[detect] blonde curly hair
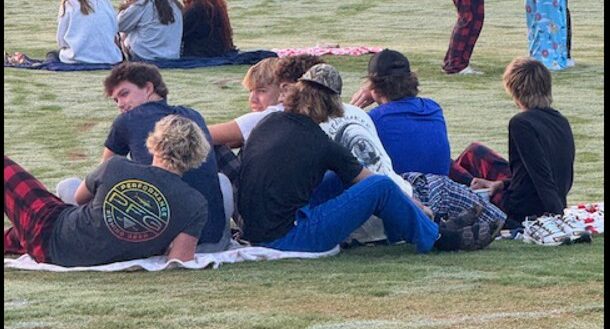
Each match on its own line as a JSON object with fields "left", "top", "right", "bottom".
{"left": 146, "top": 115, "right": 210, "bottom": 173}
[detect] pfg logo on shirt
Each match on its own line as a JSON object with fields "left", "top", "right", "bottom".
{"left": 103, "top": 179, "right": 171, "bottom": 242}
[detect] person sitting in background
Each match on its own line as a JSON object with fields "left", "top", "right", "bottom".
{"left": 351, "top": 49, "right": 452, "bottom": 176}
{"left": 4, "top": 115, "right": 210, "bottom": 267}
{"left": 53, "top": 0, "right": 123, "bottom": 64}
{"left": 450, "top": 57, "right": 575, "bottom": 233}
{"left": 118, "top": 0, "right": 183, "bottom": 60}
{"left": 181, "top": 0, "right": 237, "bottom": 57}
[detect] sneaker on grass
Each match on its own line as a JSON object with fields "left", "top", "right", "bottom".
{"left": 523, "top": 216, "right": 570, "bottom": 246}
{"left": 457, "top": 65, "right": 484, "bottom": 75}
{"left": 556, "top": 214, "right": 592, "bottom": 243}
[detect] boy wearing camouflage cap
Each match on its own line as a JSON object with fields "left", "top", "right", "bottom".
{"left": 237, "top": 64, "right": 469, "bottom": 253}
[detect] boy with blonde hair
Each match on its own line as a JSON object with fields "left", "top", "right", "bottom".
{"left": 4, "top": 115, "right": 211, "bottom": 266}
{"left": 241, "top": 57, "right": 281, "bottom": 112}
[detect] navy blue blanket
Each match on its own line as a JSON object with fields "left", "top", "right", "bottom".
{"left": 4, "top": 50, "right": 277, "bottom": 71}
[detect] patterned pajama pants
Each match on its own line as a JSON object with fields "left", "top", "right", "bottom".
{"left": 448, "top": 142, "right": 512, "bottom": 211}
{"left": 4, "top": 156, "right": 69, "bottom": 263}
{"left": 442, "top": 0, "right": 485, "bottom": 73}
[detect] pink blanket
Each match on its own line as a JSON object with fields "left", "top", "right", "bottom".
{"left": 272, "top": 46, "right": 383, "bottom": 58}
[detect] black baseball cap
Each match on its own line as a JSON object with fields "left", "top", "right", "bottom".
{"left": 368, "top": 49, "right": 411, "bottom": 77}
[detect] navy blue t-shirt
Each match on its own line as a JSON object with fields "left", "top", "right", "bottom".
{"left": 104, "top": 100, "right": 225, "bottom": 244}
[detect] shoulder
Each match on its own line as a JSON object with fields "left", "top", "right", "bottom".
{"left": 419, "top": 96, "right": 442, "bottom": 106}
{"left": 176, "top": 105, "right": 204, "bottom": 119}
{"left": 508, "top": 111, "right": 534, "bottom": 131}
{"left": 101, "top": 156, "right": 132, "bottom": 173}
{"left": 342, "top": 103, "right": 368, "bottom": 118}
{"left": 60, "top": 0, "right": 80, "bottom": 13}
{"left": 240, "top": 108, "right": 282, "bottom": 123}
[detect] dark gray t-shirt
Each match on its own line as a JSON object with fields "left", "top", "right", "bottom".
{"left": 49, "top": 157, "right": 207, "bottom": 267}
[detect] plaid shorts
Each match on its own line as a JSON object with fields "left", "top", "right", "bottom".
{"left": 403, "top": 172, "right": 506, "bottom": 225}
{"left": 4, "top": 156, "right": 70, "bottom": 263}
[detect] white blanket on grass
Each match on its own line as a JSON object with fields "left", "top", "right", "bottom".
{"left": 3, "top": 242, "right": 340, "bottom": 272}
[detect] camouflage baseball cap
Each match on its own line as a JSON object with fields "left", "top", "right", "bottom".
{"left": 299, "top": 63, "right": 342, "bottom": 95}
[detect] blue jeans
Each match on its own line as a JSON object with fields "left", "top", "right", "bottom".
{"left": 261, "top": 175, "right": 439, "bottom": 253}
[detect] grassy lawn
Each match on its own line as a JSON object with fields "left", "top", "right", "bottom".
{"left": 4, "top": 0, "right": 604, "bottom": 328}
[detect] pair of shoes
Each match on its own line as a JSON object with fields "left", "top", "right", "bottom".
{"left": 457, "top": 65, "right": 484, "bottom": 75}
{"left": 566, "top": 58, "right": 576, "bottom": 68}
{"left": 522, "top": 215, "right": 570, "bottom": 246}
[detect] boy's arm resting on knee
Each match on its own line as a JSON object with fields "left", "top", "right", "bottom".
{"left": 166, "top": 233, "right": 198, "bottom": 262}
{"left": 74, "top": 180, "right": 94, "bottom": 205}
{"left": 351, "top": 168, "right": 373, "bottom": 184}
{"left": 208, "top": 121, "right": 244, "bottom": 148}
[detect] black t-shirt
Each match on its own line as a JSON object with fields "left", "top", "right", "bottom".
{"left": 503, "top": 107, "right": 575, "bottom": 220}
{"left": 238, "top": 112, "right": 363, "bottom": 243}
{"left": 49, "top": 157, "right": 207, "bottom": 267}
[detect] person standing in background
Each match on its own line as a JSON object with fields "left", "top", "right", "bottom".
{"left": 442, "top": 0, "right": 485, "bottom": 75}
{"left": 525, "top": 0, "right": 573, "bottom": 70}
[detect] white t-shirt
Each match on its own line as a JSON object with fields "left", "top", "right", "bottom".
{"left": 235, "top": 104, "right": 284, "bottom": 142}
{"left": 57, "top": 0, "right": 123, "bottom": 64}
{"left": 320, "top": 104, "right": 414, "bottom": 197}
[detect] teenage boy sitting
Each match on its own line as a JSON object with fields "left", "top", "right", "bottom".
{"left": 57, "top": 62, "right": 230, "bottom": 252}
{"left": 450, "top": 57, "right": 577, "bottom": 238}
{"left": 4, "top": 115, "right": 211, "bottom": 266}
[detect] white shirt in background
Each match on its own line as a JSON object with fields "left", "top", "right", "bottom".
{"left": 57, "top": 0, "right": 123, "bottom": 64}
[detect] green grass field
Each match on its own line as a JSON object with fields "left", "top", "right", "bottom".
{"left": 4, "top": 1, "right": 604, "bottom": 328}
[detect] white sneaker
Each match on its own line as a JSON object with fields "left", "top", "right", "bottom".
{"left": 566, "top": 59, "right": 575, "bottom": 68}
{"left": 457, "top": 65, "right": 484, "bottom": 75}
{"left": 523, "top": 216, "right": 570, "bottom": 246}
{"left": 556, "top": 214, "right": 592, "bottom": 242}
